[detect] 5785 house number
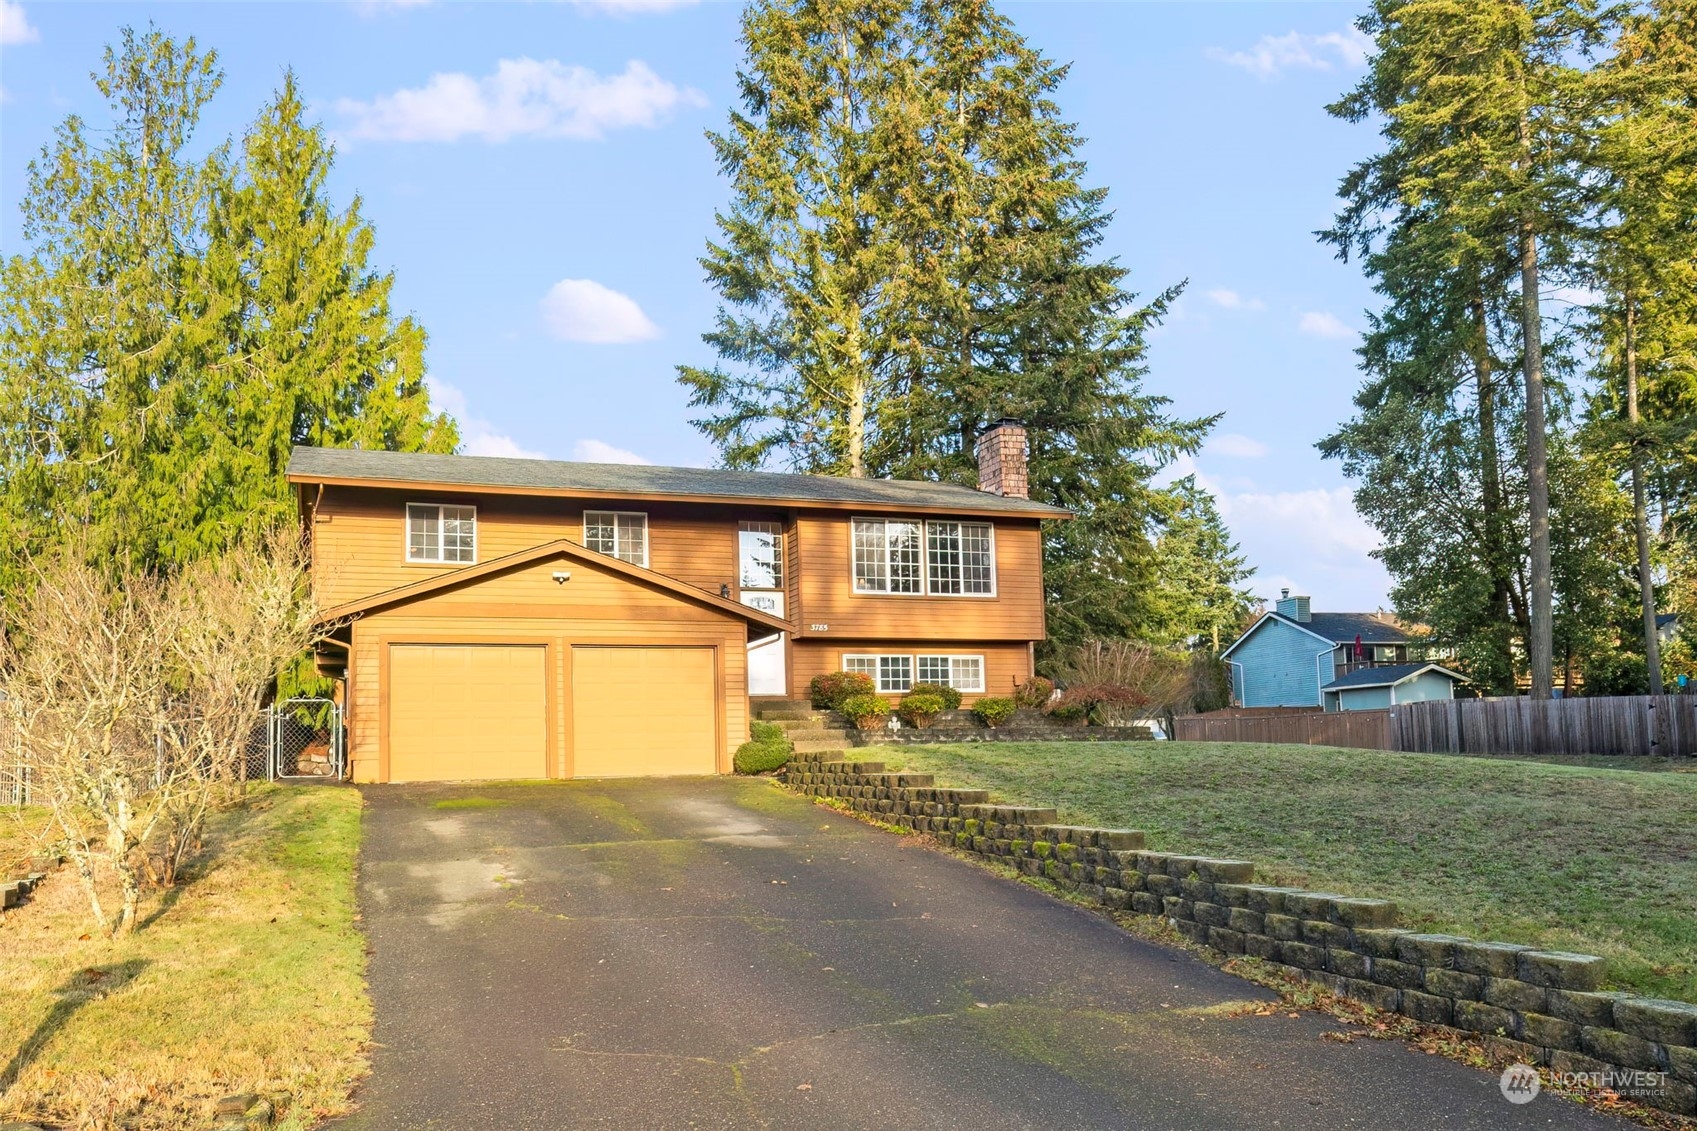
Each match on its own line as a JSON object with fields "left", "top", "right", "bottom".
{"left": 810, "top": 624, "right": 829, "bottom": 632}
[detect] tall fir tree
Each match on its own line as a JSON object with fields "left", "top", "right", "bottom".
{"left": 682, "top": 0, "right": 1217, "bottom": 645}
{"left": 1323, "top": 0, "right": 1603, "bottom": 695}
{"left": 1149, "top": 476, "right": 1256, "bottom": 652}
{"left": 0, "top": 31, "right": 456, "bottom": 593}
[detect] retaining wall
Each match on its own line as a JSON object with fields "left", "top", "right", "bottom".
{"left": 780, "top": 753, "right": 1697, "bottom": 1116}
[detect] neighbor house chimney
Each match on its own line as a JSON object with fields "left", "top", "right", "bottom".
{"left": 975, "top": 419, "right": 1028, "bottom": 499}
{"left": 1276, "top": 592, "right": 1312, "bottom": 623}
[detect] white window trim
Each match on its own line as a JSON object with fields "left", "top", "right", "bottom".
{"left": 916, "top": 654, "right": 987, "bottom": 693}
{"left": 849, "top": 517, "right": 998, "bottom": 598}
{"left": 841, "top": 653, "right": 914, "bottom": 693}
{"left": 582, "top": 509, "right": 649, "bottom": 568}
{"left": 845, "top": 653, "right": 987, "bottom": 694}
{"left": 738, "top": 520, "right": 785, "bottom": 591}
{"left": 404, "top": 502, "right": 478, "bottom": 565}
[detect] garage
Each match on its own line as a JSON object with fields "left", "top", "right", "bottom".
{"left": 572, "top": 645, "right": 717, "bottom": 777}
{"left": 387, "top": 644, "right": 549, "bottom": 782}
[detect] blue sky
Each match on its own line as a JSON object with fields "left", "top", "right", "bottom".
{"left": 1, "top": 0, "right": 1397, "bottom": 612}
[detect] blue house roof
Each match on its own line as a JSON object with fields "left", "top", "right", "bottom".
{"left": 1321, "top": 662, "right": 1464, "bottom": 692}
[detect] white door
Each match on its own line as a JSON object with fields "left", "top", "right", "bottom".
{"left": 747, "top": 632, "right": 786, "bottom": 696}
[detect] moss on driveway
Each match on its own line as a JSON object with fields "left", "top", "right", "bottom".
{"left": 890, "top": 741, "right": 1697, "bottom": 1003}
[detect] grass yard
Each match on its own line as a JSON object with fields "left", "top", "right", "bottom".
{"left": 889, "top": 741, "right": 1697, "bottom": 1004}
{"left": 0, "top": 785, "right": 369, "bottom": 1130}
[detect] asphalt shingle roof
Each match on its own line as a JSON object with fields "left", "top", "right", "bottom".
{"left": 1321, "top": 662, "right": 1459, "bottom": 691}
{"left": 286, "top": 446, "right": 1069, "bottom": 517}
{"left": 1292, "top": 612, "right": 1410, "bottom": 645}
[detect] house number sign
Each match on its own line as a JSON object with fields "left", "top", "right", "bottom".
{"left": 810, "top": 623, "right": 829, "bottom": 632}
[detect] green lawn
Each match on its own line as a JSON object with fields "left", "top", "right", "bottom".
{"left": 0, "top": 785, "right": 369, "bottom": 1130}
{"left": 889, "top": 741, "right": 1697, "bottom": 1004}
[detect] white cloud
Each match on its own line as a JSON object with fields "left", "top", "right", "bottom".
{"left": 1546, "top": 285, "right": 1602, "bottom": 309}
{"left": 426, "top": 377, "right": 548, "bottom": 460}
{"left": 334, "top": 58, "right": 702, "bottom": 143}
{"left": 572, "top": 439, "right": 652, "bottom": 464}
{"left": 1298, "top": 310, "right": 1355, "bottom": 341}
{"left": 1206, "top": 288, "right": 1265, "bottom": 312}
{"left": 1207, "top": 29, "right": 1374, "bottom": 79}
{"left": 566, "top": 0, "right": 698, "bottom": 13}
{"left": 540, "top": 278, "right": 660, "bottom": 344}
{"left": 1206, "top": 433, "right": 1269, "bottom": 459}
{"left": 1, "top": 1, "right": 39, "bottom": 45}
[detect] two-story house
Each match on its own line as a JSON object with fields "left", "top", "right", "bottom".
{"left": 287, "top": 420, "right": 1064, "bottom": 783}
{"left": 1221, "top": 590, "right": 1463, "bottom": 711}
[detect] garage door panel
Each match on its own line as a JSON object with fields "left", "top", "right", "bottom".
{"left": 388, "top": 645, "right": 548, "bottom": 782}
{"left": 573, "top": 646, "right": 716, "bottom": 777}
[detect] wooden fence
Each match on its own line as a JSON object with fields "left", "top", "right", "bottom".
{"left": 1173, "top": 710, "right": 1392, "bottom": 750}
{"left": 1174, "top": 695, "right": 1697, "bottom": 757}
{"left": 1390, "top": 695, "right": 1697, "bottom": 758}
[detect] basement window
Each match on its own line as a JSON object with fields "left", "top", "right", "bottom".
{"left": 843, "top": 654, "right": 913, "bottom": 693}
{"left": 406, "top": 503, "right": 476, "bottom": 564}
{"left": 916, "top": 655, "right": 985, "bottom": 693}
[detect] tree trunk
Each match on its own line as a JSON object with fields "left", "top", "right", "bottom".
{"left": 1625, "top": 295, "right": 1663, "bottom": 690}
{"left": 847, "top": 370, "right": 867, "bottom": 478}
{"left": 1471, "top": 295, "right": 1517, "bottom": 692}
{"left": 1517, "top": 106, "right": 1553, "bottom": 700}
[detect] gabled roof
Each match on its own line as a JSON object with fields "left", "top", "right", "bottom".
{"left": 317, "top": 537, "right": 794, "bottom": 635}
{"left": 1221, "top": 610, "right": 1409, "bottom": 659}
{"left": 287, "top": 446, "right": 1069, "bottom": 518}
{"left": 1658, "top": 612, "right": 1678, "bottom": 630}
{"left": 1321, "top": 662, "right": 1465, "bottom": 692}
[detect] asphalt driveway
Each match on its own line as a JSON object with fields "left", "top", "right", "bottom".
{"left": 337, "top": 777, "right": 1629, "bottom": 1130}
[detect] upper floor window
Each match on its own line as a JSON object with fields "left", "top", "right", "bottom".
{"left": 927, "top": 521, "right": 995, "bottom": 595}
{"left": 852, "top": 519, "right": 923, "bottom": 594}
{"left": 584, "top": 510, "right": 648, "bottom": 566}
{"left": 406, "top": 503, "right": 476, "bottom": 564}
{"left": 739, "top": 522, "right": 784, "bottom": 590}
{"left": 853, "top": 518, "right": 993, "bottom": 596}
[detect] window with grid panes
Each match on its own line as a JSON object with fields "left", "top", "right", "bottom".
{"left": 852, "top": 519, "right": 922, "bottom": 593}
{"left": 406, "top": 503, "right": 476, "bottom": 563}
{"left": 917, "top": 655, "right": 985, "bottom": 692}
{"left": 926, "top": 521, "right": 994, "bottom": 595}
{"left": 583, "top": 511, "right": 648, "bottom": 565}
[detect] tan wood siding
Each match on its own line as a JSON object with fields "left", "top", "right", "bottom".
{"left": 312, "top": 486, "right": 782, "bottom": 611}
{"left": 386, "top": 644, "right": 549, "bottom": 782}
{"left": 790, "top": 515, "right": 1046, "bottom": 642}
{"left": 788, "top": 640, "right": 1033, "bottom": 702}
{"left": 571, "top": 646, "right": 717, "bottom": 776}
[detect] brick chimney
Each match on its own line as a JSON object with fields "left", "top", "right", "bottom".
{"left": 975, "top": 419, "right": 1029, "bottom": 499}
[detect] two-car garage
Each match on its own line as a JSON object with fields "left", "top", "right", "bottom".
{"left": 339, "top": 541, "right": 784, "bottom": 784}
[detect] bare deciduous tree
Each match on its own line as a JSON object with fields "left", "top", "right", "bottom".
{"left": 0, "top": 532, "right": 317, "bottom": 934}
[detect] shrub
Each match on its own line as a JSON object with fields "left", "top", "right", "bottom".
{"left": 809, "top": 671, "right": 876, "bottom": 710}
{"left": 734, "top": 739, "right": 791, "bottom": 774}
{"left": 838, "top": 693, "right": 891, "bottom": 729}
{"left": 750, "top": 720, "right": 787, "bottom": 744}
{"left": 897, "top": 691, "right": 946, "bottom": 728}
{"left": 1012, "top": 676, "right": 1055, "bottom": 709}
{"left": 1045, "top": 693, "right": 1090, "bottom": 725}
{"left": 973, "top": 696, "right": 1017, "bottom": 727}
{"left": 908, "top": 682, "right": 962, "bottom": 710}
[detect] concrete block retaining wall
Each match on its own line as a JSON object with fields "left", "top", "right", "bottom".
{"left": 780, "top": 753, "right": 1697, "bottom": 1116}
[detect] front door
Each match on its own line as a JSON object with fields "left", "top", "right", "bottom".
{"left": 739, "top": 521, "right": 787, "bottom": 696}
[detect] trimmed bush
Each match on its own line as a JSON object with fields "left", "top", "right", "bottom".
{"left": 809, "top": 671, "right": 876, "bottom": 710}
{"left": 750, "top": 720, "right": 787, "bottom": 744}
{"left": 897, "top": 691, "right": 946, "bottom": 728}
{"left": 1046, "top": 693, "right": 1089, "bottom": 725}
{"left": 973, "top": 696, "right": 1017, "bottom": 727}
{"left": 907, "top": 682, "right": 962, "bottom": 710}
{"left": 1013, "top": 676, "right": 1055, "bottom": 709}
{"left": 839, "top": 693, "right": 892, "bottom": 729}
{"left": 734, "top": 740, "right": 791, "bottom": 774}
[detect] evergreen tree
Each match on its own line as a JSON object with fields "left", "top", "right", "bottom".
{"left": 0, "top": 31, "right": 456, "bottom": 591}
{"left": 683, "top": 0, "right": 1217, "bottom": 645}
{"left": 1149, "top": 476, "right": 1256, "bottom": 652}
{"left": 1323, "top": 0, "right": 1603, "bottom": 696}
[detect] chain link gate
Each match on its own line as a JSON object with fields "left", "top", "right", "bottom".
{"left": 258, "top": 698, "right": 345, "bottom": 781}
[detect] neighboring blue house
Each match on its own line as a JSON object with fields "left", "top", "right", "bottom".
{"left": 1221, "top": 590, "right": 1464, "bottom": 711}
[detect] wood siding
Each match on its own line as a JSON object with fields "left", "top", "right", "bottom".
{"left": 788, "top": 640, "right": 1034, "bottom": 703}
{"left": 345, "top": 554, "right": 748, "bottom": 782}
{"left": 790, "top": 514, "right": 1046, "bottom": 643}
{"left": 311, "top": 484, "right": 1047, "bottom": 647}
{"left": 1173, "top": 710, "right": 1393, "bottom": 750}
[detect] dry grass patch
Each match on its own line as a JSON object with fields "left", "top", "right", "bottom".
{"left": 0, "top": 785, "right": 367, "bottom": 1130}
